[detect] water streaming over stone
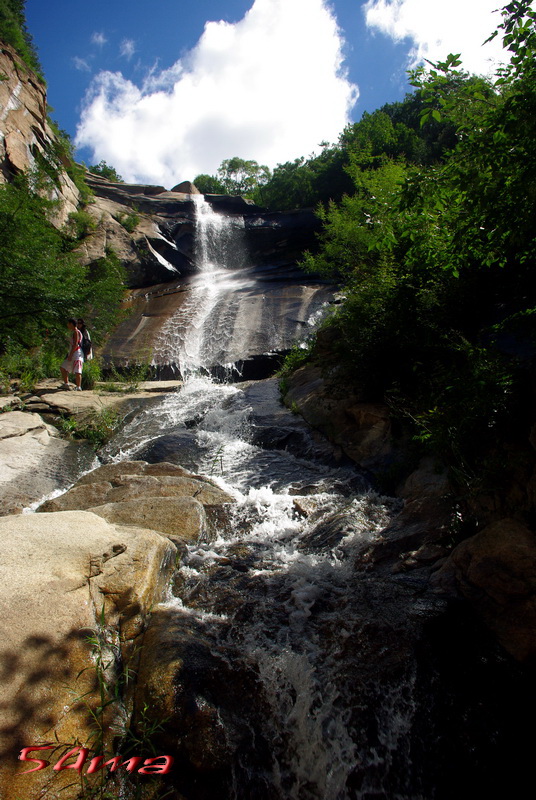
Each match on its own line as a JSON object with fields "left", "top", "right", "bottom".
{"left": 102, "top": 196, "right": 424, "bottom": 798}
{"left": 102, "top": 198, "right": 524, "bottom": 799}
{"left": 156, "top": 196, "right": 252, "bottom": 377}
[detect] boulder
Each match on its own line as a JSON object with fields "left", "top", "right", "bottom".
{"left": 39, "top": 460, "right": 234, "bottom": 545}
{"left": 0, "top": 511, "right": 176, "bottom": 800}
{"left": 398, "top": 457, "right": 450, "bottom": 501}
{"left": 132, "top": 605, "right": 265, "bottom": 784}
{"left": 39, "top": 480, "right": 114, "bottom": 512}
{"left": 40, "top": 474, "right": 233, "bottom": 512}
{"left": 433, "top": 518, "right": 536, "bottom": 661}
{"left": 0, "top": 396, "right": 21, "bottom": 411}
{"left": 88, "top": 496, "right": 207, "bottom": 545}
{"left": 75, "top": 459, "right": 199, "bottom": 485}
{"left": 171, "top": 181, "right": 201, "bottom": 194}
{"left": 284, "top": 364, "right": 393, "bottom": 469}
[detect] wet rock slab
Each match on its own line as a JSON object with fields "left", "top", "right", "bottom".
{"left": 0, "top": 410, "right": 94, "bottom": 515}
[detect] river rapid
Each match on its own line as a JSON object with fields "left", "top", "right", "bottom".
{"left": 99, "top": 197, "right": 528, "bottom": 800}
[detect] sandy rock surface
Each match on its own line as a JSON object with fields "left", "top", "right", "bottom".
{"left": 0, "top": 510, "right": 176, "bottom": 799}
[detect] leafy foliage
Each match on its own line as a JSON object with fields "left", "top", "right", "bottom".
{"left": 114, "top": 210, "right": 140, "bottom": 233}
{"left": 67, "top": 210, "right": 97, "bottom": 239}
{"left": 194, "top": 157, "right": 271, "bottom": 198}
{"left": 0, "top": 172, "right": 126, "bottom": 357}
{"left": 88, "top": 160, "right": 124, "bottom": 183}
{"left": 0, "top": 0, "right": 44, "bottom": 80}
{"left": 298, "top": 2, "right": 536, "bottom": 486}
{"left": 45, "top": 117, "right": 94, "bottom": 205}
{"left": 193, "top": 173, "right": 226, "bottom": 194}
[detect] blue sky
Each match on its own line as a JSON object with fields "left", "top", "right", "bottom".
{"left": 26, "top": 0, "right": 514, "bottom": 187}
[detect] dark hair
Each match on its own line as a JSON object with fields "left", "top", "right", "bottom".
{"left": 68, "top": 317, "right": 78, "bottom": 326}
{"left": 77, "top": 318, "right": 86, "bottom": 331}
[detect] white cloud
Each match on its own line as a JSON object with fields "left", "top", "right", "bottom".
{"left": 120, "top": 39, "right": 136, "bottom": 60}
{"left": 73, "top": 56, "right": 91, "bottom": 72}
{"left": 363, "top": 0, "right": 518, "bottom": 76}
{"left": 75, "top": 0, "right": 358, "bottom": 187}
{"left": 91, "top": 31, "right": 107, "bottom": 47}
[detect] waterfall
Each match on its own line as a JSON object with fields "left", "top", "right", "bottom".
{"left": 156, "top": 195, "right": 253, "bottom": 378}
{"left": 103, "top": 197, "right": 419, "bottom": 798}
{"left": 103, "top": 198, "right": 486, "bottom": 800}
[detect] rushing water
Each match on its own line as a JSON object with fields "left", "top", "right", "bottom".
{"left": 102, "top": 197, "right": 425, "bottom": 798}
{"left": 102, "top": 198, "right": 527, "bottom": 799}
{"left": 156, "top": 196, "right": 252, "bottom": 377}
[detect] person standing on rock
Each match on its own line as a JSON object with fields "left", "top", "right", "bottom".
{"left": 60, "top": 318, "right": 83, "bottom": 391}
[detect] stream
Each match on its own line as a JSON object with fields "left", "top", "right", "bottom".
{"left": 99, "top": 197, "right": 529, "bottom": 800}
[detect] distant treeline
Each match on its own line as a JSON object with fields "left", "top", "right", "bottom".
{"left": 193, "top": 88, "right": 459, "bottom": 211}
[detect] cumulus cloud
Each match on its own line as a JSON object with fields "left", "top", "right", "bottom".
{"left": 120, "top": 39, "right": 136, "bottom": 60}
{"left": 75, "top": 0, "right": 358, "bottom": 187}
{"left": 91, "top": 31, "right": 107, "bottom": 47}
{"left": 363, "top": 0, "right": 515, "bottom": 76}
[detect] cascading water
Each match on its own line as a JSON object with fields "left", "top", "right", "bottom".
{"left": 103, "top": 198, "right": 521, "bottom": 800}
{"left": 156, "top": 195, "right": 254, "bottom": 378}
{"left": 103, "top": 197, "right": 424, "bottom": 798}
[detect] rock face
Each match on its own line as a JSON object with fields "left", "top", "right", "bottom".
{"left": 434, "top": 518, "right": 536, "bottom": 662}
{"left": 0, "top": 43, "right": 80, "bottom": 225}
{"left": 0, "top": 410, "right": 94, "bottom": 515}
{"left": 78, "top": 174, "right": 330, "bottom": 378}
{"left": 0, "top": 510, "right": 177, "bottom": 800}
{"left": 1, "top": 44, "right": 330, "bottom": 380}
{"left": 283, "top": 363, "right": 393, "bottom": 469}
{"left": 0, "top": 453, "right": 235, "bottom": 799}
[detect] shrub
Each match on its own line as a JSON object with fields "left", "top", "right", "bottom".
{"left": 114, "top": 211, "right": 140, "bottom": 233}
{"left": 82, "top": 357, "right": 102, "bottom": 390}
{"left": 67, "top": 210, "right": 97, "bottom": 239}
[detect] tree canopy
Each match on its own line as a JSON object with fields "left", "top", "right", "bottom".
{"left": 298, "top": 1, "right": 536, "bottom": 487}
{"left": 194, "top": 157, "right": 271, "bottom": 198}
{"left": 0, "top": 171, "right": 125, "bottom": 352}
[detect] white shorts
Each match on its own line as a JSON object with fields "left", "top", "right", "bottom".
{"left": 62, "top": 353, "right": 83, "bottom": 374}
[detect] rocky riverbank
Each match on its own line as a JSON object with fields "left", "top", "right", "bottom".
{"left": 282, "top": 357, "right": 536, "bottom": 666}
{"left": 0, "top": 381, "right": 181, "bottom": 515}
{"left": 0, "top": 458, "right": 235, "bottom": 800}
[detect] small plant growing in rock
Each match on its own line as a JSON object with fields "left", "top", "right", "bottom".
{"left": 55, "top": 408, "right": 121, "bottom": 448}
{"left": 67, "top": 210, "right": 97, "bottom": 239}
{"left": 114, "top": 211, "right": 141, "bottom": 233}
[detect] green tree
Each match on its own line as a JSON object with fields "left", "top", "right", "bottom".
{"left": 192, "top": 173, "right": 226, "bottom": 194}
{"left": 299, "top": 1, "right": 536, "bottom": 483}
{"left": 0, "top": 172, "right": 125, "bottom": 350}
{"left": 216, "top": 157, "right": 271, "bottom": 196}
{"left": 88, "top": 160, "right": 124, "bottom": 183}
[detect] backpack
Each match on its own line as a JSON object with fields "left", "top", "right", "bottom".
{"left": 81, "top": 331, "right": 92, "bottom": 357}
